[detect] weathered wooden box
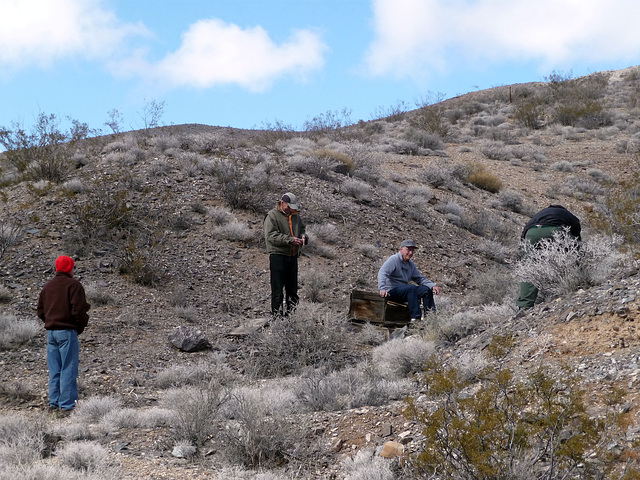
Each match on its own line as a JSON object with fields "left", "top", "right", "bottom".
{"left": 348, "top": 289, "right": 411, "bottom": 327}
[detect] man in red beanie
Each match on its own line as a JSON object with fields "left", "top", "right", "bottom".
{"left": 37, "top": 255, "right": 90, "bottom": 415}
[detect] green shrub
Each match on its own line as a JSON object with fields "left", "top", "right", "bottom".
{"left": 514, "top": 97, "right": 546, "bottom": 129}
{"left": 406, "top": 339, "right": 631, "bottom": 479}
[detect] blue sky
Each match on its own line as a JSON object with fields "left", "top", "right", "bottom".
{"left": 2, "top": 0, "right": 640, "bottom": 137}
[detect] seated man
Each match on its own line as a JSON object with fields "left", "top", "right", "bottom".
{"left": 378, "top": 239, "right": 440, "bottom": 322}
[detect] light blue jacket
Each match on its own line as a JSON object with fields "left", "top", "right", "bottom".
{"left": 377, "top": 252, "right": 435, "bottom": 292}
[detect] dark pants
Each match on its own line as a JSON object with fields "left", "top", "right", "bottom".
{"left": 270, "top": 254, "right": 299, "bottom": 316}
{"left": 388, "top": 285, "right": 436, "bottom": 319}
{"left": 516, "top": 226, "right": 559, "bottom": 309}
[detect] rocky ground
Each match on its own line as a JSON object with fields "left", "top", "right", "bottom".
{"left": 1, "top": 67, "right": 640, "bottom": 478}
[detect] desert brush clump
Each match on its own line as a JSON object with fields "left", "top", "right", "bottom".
{"left": 305, "top": 222, "right": 340, "bottom": 244}
{"left": 212, "top": 221, "right": 255, "bottom": 243}
{"left": 0, "top": 413, "right": 50, "bottom": 467}
{"left": 0, "top": 221, "right": 21, "bottom": 259}
{"left": 300, "top": 268, "right": 330, "bottom": 302}
{"left": 73, "top": 396, "right": 123, "bottom": 423}
{"left": 342, "top": 448, "right": 396, "bottom": 480}
{"left": 589, "top": 156, "right": 640, "bottom": 245}
{"left": 84, "top": 284, "right": 116, "bottom": 306}
{"left": 294, "top": 364, "right": 412, "bottom": 412}
{"left": 340, "top": 178, "right": 373, "bottom": 201}
{"left": 0, "top": 314, "right": 42, "bottom": 349}
{"left": 0, "top": 112, "right": 95, "bottom": 183}
{"left": 289, "top": 148, "right": 354, "bottom": 180}
{"left": 244, "top": 302, "right": 359, "bottom": 378}
{"left": 208, "top": 158, "right": 276, "bottom": 212}
{"left": 221, "top": 388, "right": 301, "bottom": 468}
{"left": 57, "top": 440, "right": 112, "bottom": 474}
{"left": 465, "top": 161, "right": 503, "bottom": 193}
{"left": 497, "top": 189, "right": 524, "bottom": 213}
{"left": 514, "top": 230, "right": 627, "bottom": 299}
{"left": 431, "top": 305, "right": 512, "bottom": 344}
{"left": 155, "top": 355, "right": 231, "bottom": 388}
{"left": 405, "top": 335, "right": 635, "bottom": 479}
{"left": 160, "top": 380, "right": 230, "bottom": 445}
{"left": 117, "top": 238, "right": 164, "bottom": 286}
{"left": 371, "top": 336, "right": 435, "bottom": 378}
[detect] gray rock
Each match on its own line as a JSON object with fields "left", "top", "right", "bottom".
{"left": 168, "top": 326, "right": 211, "bottom": 352}
{"left": 171, "top": 444, "right": 196, "bottom": 458}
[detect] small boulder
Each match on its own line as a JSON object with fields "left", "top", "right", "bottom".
{"left": 380, "top": 441, "right": 404, "bottom": 459}
{"left": 168, "top": 326, "right": 211, "bottom": 352}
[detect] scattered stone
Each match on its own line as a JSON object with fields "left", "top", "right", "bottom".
{"left": 331, "top": 438, "right": 344, "bottom": 452}
{"left": 380, "top": 441, "right": 404, "bottom": 458}
{"left": 168, "top": 326, "right": 211, "bottom": 352}
{"left": 171, "top": 444, "right": 196, "bottom": 458}
{"left": 381, "top": 423, "right": 392, "bottom": 437}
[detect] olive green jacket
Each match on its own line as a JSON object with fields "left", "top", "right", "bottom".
{"left": 264, "top": 204, "right": 306, "bottom": 256}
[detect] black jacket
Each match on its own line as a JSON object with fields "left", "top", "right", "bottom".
{"left": 522, "top": 205, "right": 581, "bottom": 240}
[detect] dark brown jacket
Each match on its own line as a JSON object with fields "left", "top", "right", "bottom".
{"left": 37, "top": 272, "right": 90, "bottom": 335}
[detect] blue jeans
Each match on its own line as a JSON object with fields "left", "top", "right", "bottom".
{"left": 388, "top": 285, "right": 436, "bottom": 319}
{"left": 47, "top": 329, "right": 79, "bottom": 410}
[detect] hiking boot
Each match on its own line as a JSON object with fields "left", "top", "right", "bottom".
{"left": 513, "top": 307, "right": 527, "bottom": 319}
{"left": 58, "top": 408, "right": 74, "bottom": 418}
{"left": 47, "top": 405, "right": 59, "bottom": 414}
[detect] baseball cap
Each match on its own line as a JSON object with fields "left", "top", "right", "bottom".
{"left": 281, "top": 192, "right": 299, "bottom": 210}
{"left": 400, "top": 239, "right": 418, "bottom": 249}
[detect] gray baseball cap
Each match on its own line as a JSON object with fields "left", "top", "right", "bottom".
{"left": 400, "top": 239, "right": 418, "bottom": 249}
{"left": 281, "top": 192, "right": 299, "bottom": 210}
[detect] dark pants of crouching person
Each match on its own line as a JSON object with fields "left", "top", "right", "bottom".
{"left": 387, "top": 284, "right": 436, "bottom": 319}
{"left": 270, "top": 254, "right": 299, "bottom": 317}
{"left": 516, "top": 225, "right": 559, "bottom": 309}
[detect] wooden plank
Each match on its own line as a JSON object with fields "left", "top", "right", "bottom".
{"left": 227, "top": 317, "right": 270, "bottom": 336}
{"left": 348, "top": 290, "right": 411, "bottom": 326}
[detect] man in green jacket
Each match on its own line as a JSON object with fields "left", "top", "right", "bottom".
{"left": 264, "top": 192, "right": 308, "bottom": 317}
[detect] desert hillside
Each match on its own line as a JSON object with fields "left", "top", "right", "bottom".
{"left": 0, "top": 67, "right": 639, "bottom": 479}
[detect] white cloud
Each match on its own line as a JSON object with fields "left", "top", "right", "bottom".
{"left": 364, "top": 0, "right": 640, "bottom": 78}
{"left": 146, "top": 19, "right": 327, "bottom": 91}
{"left": 0, "top": 0, "right": 148, "bottom": 71}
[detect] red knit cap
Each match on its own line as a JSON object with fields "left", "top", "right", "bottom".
{"left": 55, "top": 255, "right": 74, "bottom": 273}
